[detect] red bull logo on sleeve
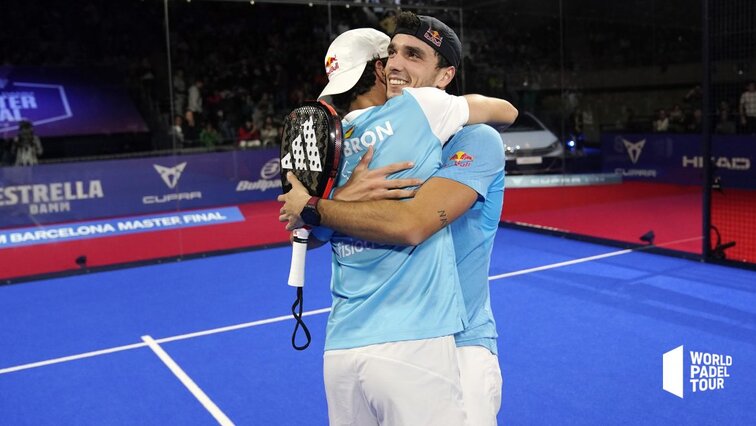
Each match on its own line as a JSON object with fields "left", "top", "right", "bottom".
{"left": 325, "top": 56, "right": 340, "bottom": 76}
{"left": 424, "top": 29, "right": 443, "bottom": 47}
{"left": 449, "top": 151, "right": 474, "bottom": 168}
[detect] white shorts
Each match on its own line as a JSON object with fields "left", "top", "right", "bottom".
{"left": 457, "top": 346, "right": 502, "bottom": 426}
{"left": 323, "top": 336, "right": 467, "bottom": 426}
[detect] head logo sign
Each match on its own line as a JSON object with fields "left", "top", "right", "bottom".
{"left": 0, "top": 75, "right": 72, "bottom": 133}
{"left": 663, "top": 345, "right": 733, "bottom": 398}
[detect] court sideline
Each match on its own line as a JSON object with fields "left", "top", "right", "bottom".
{"left": 1, "top": 228, "right": 755, "bottom": 425}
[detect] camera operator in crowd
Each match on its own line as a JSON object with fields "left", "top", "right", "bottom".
{"left": 11, "top": 121, "right": 44, "bottom": 166}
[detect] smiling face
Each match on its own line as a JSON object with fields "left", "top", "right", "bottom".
{"left": 384, "top": 34, "right": 455, "bottom": 99}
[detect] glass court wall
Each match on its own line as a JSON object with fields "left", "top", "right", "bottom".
{"left": 1, "top": 0, "right": 753, "bottom": 282}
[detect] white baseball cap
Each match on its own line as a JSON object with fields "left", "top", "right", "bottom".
{"left": 318, "top": 28, "right": 390, "bottom": 99}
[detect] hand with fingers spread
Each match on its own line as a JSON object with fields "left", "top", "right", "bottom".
{"left": 277, "top": 172, "right": 310, "bottom": 231}
{"left": 333, "top": 146, "right": 423, "bottom": 202}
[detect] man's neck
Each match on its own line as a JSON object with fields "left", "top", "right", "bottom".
{"left": 349, "top": 89, "right": 385, "bottom": 112}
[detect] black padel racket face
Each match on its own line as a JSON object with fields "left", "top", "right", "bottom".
{"left": 280, "top": 100, "right": 342, "bottom": 198}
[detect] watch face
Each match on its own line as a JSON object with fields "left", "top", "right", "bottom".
{"left": 301, "top": 205, "right": 321, "bottom": 227}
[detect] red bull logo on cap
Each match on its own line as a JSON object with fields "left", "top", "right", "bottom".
{"left": 325, "top": 56, "right": 339, "bottom": 76}
{"left": 449, "top": 151, "right": 473, "bottom": 168}
{"left": 424, "top": 28, "right": 443, "bottom": 47}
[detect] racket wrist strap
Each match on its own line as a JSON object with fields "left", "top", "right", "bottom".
{"left": 291, "top": 287, "right": 311, "bottom": 350}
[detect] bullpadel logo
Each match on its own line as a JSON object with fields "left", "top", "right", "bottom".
{"left": 662, "top": 345, "right": 733, "bottom": 398}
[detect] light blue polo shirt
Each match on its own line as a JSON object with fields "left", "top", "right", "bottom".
{"left": 314, "top": 87, "right": 470, "bottom": 351}
{"left": 435, "top": 124, "right": 505, "bottom": 355}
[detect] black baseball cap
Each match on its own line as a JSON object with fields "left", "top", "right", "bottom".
{"left": 393, "top": 15, "right": 462, "bottom": 69}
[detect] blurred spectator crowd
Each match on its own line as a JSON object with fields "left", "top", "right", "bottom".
{"left": 0, "top": 0, "right": 753, "bottom": 162}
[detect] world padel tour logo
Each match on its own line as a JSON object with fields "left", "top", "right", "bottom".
{"left": 662, "top": 345, "right": 733, "bottom": 398}
{"left": 0, "top": 76, "right": 72, "bottom": 132}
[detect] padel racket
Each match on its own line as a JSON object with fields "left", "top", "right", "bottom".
{"left": 280, "top": 100, "right": 342, "bottom": 350}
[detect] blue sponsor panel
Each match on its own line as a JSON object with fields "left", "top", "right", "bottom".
{"left": 0, "top": 149, "right": 282, "bottom": 228}
{"left": 601, "top": 133, "right": 755, "bottom": 187}
{"left": 0, "top": 66, "right": 148, "bottom": 138}
{"left": 0, "top": 207, "right": 244, "bottom": 249}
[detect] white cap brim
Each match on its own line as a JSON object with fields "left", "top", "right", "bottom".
{"left": 318, "top": 61, "right": 369, "bottom": 99}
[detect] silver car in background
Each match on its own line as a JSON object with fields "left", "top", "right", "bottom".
{"left": 490, "top": 112, "right": 564, "bottom": 174}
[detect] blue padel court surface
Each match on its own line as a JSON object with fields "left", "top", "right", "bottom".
{"left": 1, "top": 227, "right": 755, "bottom": 425}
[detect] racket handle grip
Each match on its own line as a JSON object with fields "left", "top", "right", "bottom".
{"left": 288, "top": 228, "right": 310, "bottom": 288}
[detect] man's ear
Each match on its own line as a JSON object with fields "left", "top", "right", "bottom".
{"left": 374, "top": 60, "right": 387, "bottom": 85}
{"left": 435, "top": 66, "right": 456, "bottom": 90}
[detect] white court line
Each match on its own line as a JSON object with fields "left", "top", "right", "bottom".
{"left": 142, "top": 336, "right": 234, "bottom": 426}
{"left": 489, "top": 249, "right": 633, "bottom": 280}
{"left": 156, "top": 307, "right": 331, "bottom": 344}
{"left": 489, "top": 236, "right": 704, "bottom": 281}
{"left": 0, "top": 342, "right": 147, "bottom": 375}
{"left": 5, "top": 239, "right": 699, "bottom": 376}
{"left": 0, "top": 308, "right": 331, "bottom": 376}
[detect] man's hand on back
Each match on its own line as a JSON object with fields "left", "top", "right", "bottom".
{"left": 277, "top": 146, "right": 422, "bottom": 232}
{"left": 333, "top": 146, "right": 422, "bottom": 202}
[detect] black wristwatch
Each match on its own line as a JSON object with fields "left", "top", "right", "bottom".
{"left": 300, "top": 196, "right": 322, "bottom": 227}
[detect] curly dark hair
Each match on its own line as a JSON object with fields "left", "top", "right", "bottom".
{"left": 393, "top": 11, "right": 451, "bottom": 69}
{"left": 330, "top": 58, "right": 386, "bottom": 114}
